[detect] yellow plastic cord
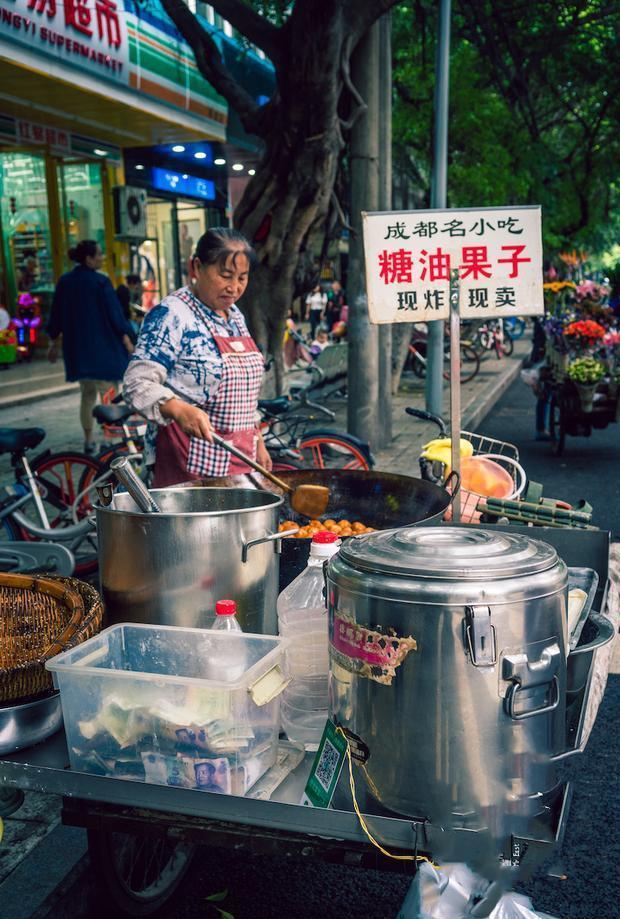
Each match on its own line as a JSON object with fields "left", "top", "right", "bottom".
{"left": 336, "top": 728, "right": 439, "bottom": 867}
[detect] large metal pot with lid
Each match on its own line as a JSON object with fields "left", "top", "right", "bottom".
{"left": 96, "top": 487, "right": 286, "bottom": 634}
{"left": 327, "top": 526, "right": 605, "bottom": 851}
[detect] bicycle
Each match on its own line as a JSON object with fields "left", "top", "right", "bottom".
{"left": 470, "top": 318, "right": 514, "bottom": 359}
{"left": 0, "top": 428, "right": 99, "bottom": 576}
{"left": 405, "top": 407, "right": 526, "bottom": 523}
{"left": 257, "top": 395, "right": 375, "bottom": 470}
{"left": 407, "top": 328, "right": 481, "bottom": 384}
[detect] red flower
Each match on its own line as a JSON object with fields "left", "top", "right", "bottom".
{"left": 564, "top": 320, "right": 606, "bottom": 343}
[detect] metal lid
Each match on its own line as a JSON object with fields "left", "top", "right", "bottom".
{"left": 338, "top": 527, "right": 559, "bottom": 580}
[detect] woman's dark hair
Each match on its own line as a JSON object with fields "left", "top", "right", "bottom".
{"left": 193, "top": 228, "right": 255, "bottom": 270}
{"left": 68, "top": 239, "right": 99, "bottom": 265}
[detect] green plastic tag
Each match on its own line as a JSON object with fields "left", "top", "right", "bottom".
{"left": 300, "top": 720, "right": 347, "bottom": 808}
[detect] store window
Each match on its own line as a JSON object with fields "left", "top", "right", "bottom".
{"left": 0, "top": 152, "right": 54, "bottom": 314}
{"left": 177, "top": 200, "right": 207, "bottom": 284}
{"left": 57, "top": 163, "right": 106, "bottom": 270}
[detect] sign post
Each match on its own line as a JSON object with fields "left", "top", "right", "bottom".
{"left": 449, "top": 268, "right": 461, "bottom": 521}
{"left": 362, "top": 205, "right": 544, "bottom": 517}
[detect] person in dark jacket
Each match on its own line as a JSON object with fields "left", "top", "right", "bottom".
{"left": 47, "top": 240, "right": 134, "bottom": 453}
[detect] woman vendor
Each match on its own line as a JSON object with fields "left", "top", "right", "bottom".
{"left": 123, "top": 228, "right": 272, "bottom": 487}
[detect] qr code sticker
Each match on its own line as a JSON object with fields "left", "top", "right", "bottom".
{"left": 315, "top": 738, "right": 340, "bottom": 792}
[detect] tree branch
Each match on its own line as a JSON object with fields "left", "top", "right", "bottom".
{"left": 208, "top": 0, "right": 283, "bottom": 62}
{"left": 159, "top": 0, "right": 267, "bottom": 134}
{"left": 339, "top": 35, "right": 367, "bottom": 132}
{"left": 345, "top": 0, "right": 402, "bottom": 44}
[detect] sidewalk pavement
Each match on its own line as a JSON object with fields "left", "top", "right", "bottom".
{"left": 0, "top": 357, "right": 77, "bottom": 412}
{"left": 0, "top": 336, "right": 530, "bottom": 916}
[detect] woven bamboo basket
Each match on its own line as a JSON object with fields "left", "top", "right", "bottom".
{"left": 0, "top": 573, "right": 103, "bottom": 704}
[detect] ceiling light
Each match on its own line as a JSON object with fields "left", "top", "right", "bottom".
{"left": 182, "top": 174, "right": 189, "bottom": 180}
{"left": 248, "top": 168, "right": 256, "bottom": 176}
{"left": 214, "top": 157, "right": 226, "bottom": 165}
{"left": 194, "top": 151, "right": 207, "bottom": 160}
{"left": 135, "top": 164, "right": 145, "bottom": 171}
{"left": 232, "top": 163, "right": 244, "bottom": 171}
{"left": 93, "top": 148, "right": 107, "bottom": 156}
{"left": 172, "top": 144, "right": 185, "bottom": 153}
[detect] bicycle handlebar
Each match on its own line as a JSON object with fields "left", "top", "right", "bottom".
{"left": 405, "top": 407, "right": 448, "bottom": 436}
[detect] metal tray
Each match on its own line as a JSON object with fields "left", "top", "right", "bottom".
{"left": 567, "top": 567, "right": 599, "bottom": 650}
{"left": 0, "top": 692, "right": 63, "bottom": 755}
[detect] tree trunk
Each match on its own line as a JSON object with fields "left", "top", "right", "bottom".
{"left": 347, "top": 24, "right": 380, "bottom": 444}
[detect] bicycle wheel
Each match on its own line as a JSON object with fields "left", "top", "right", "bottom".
{"left": 549, "top": 396, "right": 565, "bottom": 456}
{"left": 442, "top": 343, "right": 480, "bottom": 384}
{"left": 296, "top": 433, "right": 373, "bottom": 470}
{"left": 27, "top": 451, "right": 103, "bottom": 575}
{"left": 501, "top": 331, "right": 514, "bottom": 357}
{"left": 87, "top": 828, "right": 194, "bottom": 917}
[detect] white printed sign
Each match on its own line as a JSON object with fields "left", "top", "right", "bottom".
{"left": 362, "top": 205, "right": 544, "bottom": 324}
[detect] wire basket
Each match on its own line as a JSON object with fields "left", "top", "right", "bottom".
{"left": 443, "top": 433, "right": 526, "bottom": 524}
{"left": 0, "top": 574, "right": 103, "bottom": 704}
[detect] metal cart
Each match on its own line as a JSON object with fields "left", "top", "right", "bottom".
{"left": 0, "top": 728, "right": 574, "bottom": 918}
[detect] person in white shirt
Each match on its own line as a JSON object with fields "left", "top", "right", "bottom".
{"left": 0, "top": 304, "right": 10, "bottom": 331}
{"left": 305, "top": 285, "right": 327, "bottom": 339}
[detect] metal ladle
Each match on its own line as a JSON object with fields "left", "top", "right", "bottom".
{"left": 211, "top": 433, "right": 330, "bottom": 518}
{"left": 110, "top": 456, "right": 161, "bottom": 514}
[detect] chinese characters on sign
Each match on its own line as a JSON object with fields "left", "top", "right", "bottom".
{"left": 0, "top": 0, "right": 128, "bottom": 79}
{"left": 363, "top": 206, "right": 543, "bottom": 324}
{"left": 16, "top": 119, "right": 71, "bottom": 153}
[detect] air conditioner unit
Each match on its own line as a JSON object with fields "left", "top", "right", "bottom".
{"left": 113, "top": 186, "right": 147, "bottom": 240}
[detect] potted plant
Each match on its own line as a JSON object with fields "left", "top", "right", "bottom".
{"left": 567, "top": 356, "right": 606, "bottom": 412}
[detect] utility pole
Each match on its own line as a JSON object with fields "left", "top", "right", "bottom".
{"left": 425, "top": 0, "right": 451, "bottom": 416}
{"left": 377, "top": 11, "right": 393, "bottom": 447}
{"left": 347, "top": 24, "right": 380, "bottom": 445}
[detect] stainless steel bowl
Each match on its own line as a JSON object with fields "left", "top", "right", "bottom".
{"left": 0, "top": 692, "right": 63, "bottom": 755}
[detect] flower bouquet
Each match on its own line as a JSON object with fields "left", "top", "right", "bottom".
{"left": 563, "top": 319, "right": 606, "bottom": 354}
{"left": 567, "top": 356, "right": 606, "bottom": 412}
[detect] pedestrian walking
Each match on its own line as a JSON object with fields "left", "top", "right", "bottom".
{"left": 324, "top": 279, "right": 345, "bottom": 331}
{"left": 47, "top": 239, "right": 135, "bottom": 454}
{"left": 305, "top": 284, "right": 326, "bottom": 339}
{"left": 123, "top": 227, "right": 272, "bottom": 488}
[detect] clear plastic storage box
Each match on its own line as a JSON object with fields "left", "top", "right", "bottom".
{"left": 46, "top": 623, "right": 289, "bottom": 796}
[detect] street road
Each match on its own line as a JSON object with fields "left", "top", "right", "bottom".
{"left": 1, "top": 380, "right": 619, "bottom": 918}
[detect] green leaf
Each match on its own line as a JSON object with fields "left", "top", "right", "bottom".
{"left": 206, "top": 890, "right": 228, "bottom": 903}
{"left": 215, "top": 910, "right": 236, "bottom": 919}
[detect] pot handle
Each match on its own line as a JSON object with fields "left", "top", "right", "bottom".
{"left": 505, "top": 674, "right": 560, "bottom": 721}
{"left": 242, "top": 528, "right": 300, "bottom": 563}
{"left": 444, "top": 470, "right": 461, "bottom": 506}
{"left": 552, "top": 611, "right": 616, "bottom": 762}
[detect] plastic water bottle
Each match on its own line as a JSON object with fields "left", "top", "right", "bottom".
{"left": 211, "top": 599, "right": 242, "bottom": 632}
{"left": 277, "top": 532, "right": 340, "bottom": 749}
{"left": 208, "top": 599, "right": 245, "bottom": 681}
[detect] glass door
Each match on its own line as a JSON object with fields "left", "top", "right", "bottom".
{"left": 176, "top": 201, "right": 207, "bottom": 285}
{"left": 57, "top": 162, "right": 106, "bottom": 272}
{"left": 0, "top": 152, "right": 53, "bottom": 315}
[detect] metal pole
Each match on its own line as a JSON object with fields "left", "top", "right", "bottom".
{"left": 425, "top": 0, "right": 451, "bottom": 416}
{"left": 449, "top": 269, "right": 461, "bottom": 522}
{"left": 377, "top": 11, "right": 393, "bottom": 448}
{"left": 347, "top": 25, "right": 381, "bottom": 444}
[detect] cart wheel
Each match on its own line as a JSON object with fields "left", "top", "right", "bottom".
{"left": 550, "top": 396, "right": 565, "bottom": 456}
{"left": 87, "top": 828, "right": 195, "bottom": 917}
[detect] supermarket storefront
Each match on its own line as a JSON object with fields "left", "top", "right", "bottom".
{"left": 0, "top": 0, "right": 228, "bottom": 322}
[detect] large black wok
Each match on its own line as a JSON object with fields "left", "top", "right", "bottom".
{"left": 201, "top": 469, "right": 452, "bottom": 590}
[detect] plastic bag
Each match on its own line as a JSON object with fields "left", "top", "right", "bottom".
{"left": 396, "top": 862, "right": 558, "bottom": 919}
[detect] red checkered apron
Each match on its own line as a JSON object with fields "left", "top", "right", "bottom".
{"left": 153, "top": 302, "right": 264, "bottom": 487}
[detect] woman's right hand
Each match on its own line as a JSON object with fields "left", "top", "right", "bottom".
{"left": 160, "top": 398, "right": 214, "bottom": 442}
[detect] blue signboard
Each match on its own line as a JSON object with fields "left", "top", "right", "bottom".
{"left": 151, "top": 167, "right": 216, "bottom": 201}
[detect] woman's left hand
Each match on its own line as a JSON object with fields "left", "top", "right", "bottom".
{"left": 256, "top": 437, "right": 273, "bottom": 471}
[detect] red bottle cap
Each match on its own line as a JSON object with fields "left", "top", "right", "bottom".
{"left": 215, "top": 599, "right": 237, "bottom": 616}
{"left": 312, "top": 531, "right": 338, "bottom": 544}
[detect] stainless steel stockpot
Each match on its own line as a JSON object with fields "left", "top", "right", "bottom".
{"left": 96, "top": 487, "right": 284, "bottom": 634}
{"left": 327, "top": 526, "right": 570, "bottom": 839}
